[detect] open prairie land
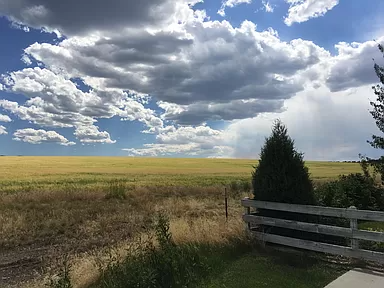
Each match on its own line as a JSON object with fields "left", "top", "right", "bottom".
{"left": 0, "top": 157, "right": 361, "bottom": 287}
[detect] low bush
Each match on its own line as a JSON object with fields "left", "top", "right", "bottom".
{"left": 95, "top": 213, "right": 208, "bottom": 288}
{"left": 312, "top": 173, "right": 384, "bottom": 248}
{"left": 315, "top": 173, "right": 384, "bottom": 211}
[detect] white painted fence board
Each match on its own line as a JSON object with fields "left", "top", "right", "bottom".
{"left": 241, "top": 199, "right": 384, "bottom": 222}
{"left": 243, "top": 214, "right": 350, "bottom": 237}
{"left": 355, "top": 230, "right": 384, "bottom": 243}
{"left": 251, "top": 231, "right": 384, "bottom": 264}
{"left": 243, "top": 214, "right": 384, "bottom": 243}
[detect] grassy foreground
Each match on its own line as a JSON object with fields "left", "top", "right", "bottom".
{"left": 0, "top": 157, "right": 361, "bottom": 287}
{"left": 91, "top": 227, "right": 346, "bottom": 288}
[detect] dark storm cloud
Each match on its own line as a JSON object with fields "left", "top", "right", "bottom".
{"left": 0, "top": 0, "right": 196, "bottom": 35}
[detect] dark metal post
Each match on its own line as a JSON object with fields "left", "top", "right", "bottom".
{"left": 225, "top": 187, "right": 228, "bottom": 221}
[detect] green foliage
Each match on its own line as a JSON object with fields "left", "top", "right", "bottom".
{"left": 358, "top": 221, "right": 384, "bottom": 252}
{"left": 96, "top": 213, "right": 208, "bottom": 288}
{"left": 251, "top": 120, "right": 316, "bottom": 242}
{"left": 105, "top": 182, "right": 127, "bottom": 200}
{"left": 369, "top": 43, "right": 384, "bottom": 150}
{"left": 363, "top": 43, "right": 384, "bottom": 183}
{"left": 47, "top": 255, "right": 73, "bottom": 288}
{"left": 315, "top": 173, "right": 384, "bottom": 211}
{"left": 252, "top": 120, "right": 315, "bottom": 205}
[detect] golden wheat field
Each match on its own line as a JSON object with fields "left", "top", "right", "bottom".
{"left": 0, "top": 157, "right": 361, "bottom": 287}
{"left": 0, "top": 156, "right": 361, "bottom": 191}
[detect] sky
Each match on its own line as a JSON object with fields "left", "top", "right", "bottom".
{"left": 0, "top": 0, "right": 384, "bottom": 160}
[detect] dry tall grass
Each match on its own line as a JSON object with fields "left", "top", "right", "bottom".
{"left": 1, "top": 183, "right": 249, "bottom": 288}
{"left": 0, "top": 157, "right": 361, "bottom": 287}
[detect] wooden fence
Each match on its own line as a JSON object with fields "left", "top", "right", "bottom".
{"left": 242, "top": 197, "right": 384, "bottom": 264}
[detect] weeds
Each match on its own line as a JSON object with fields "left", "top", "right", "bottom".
{"left": 47, "top": 255, "right": 73, "bottom": 288}
{"left": 95, "top": 213, "right": 208, "bottom": 288}
{"left": 105, "top": 182, "right": 127, "bottom": 200}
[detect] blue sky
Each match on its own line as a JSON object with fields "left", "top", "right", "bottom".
{"left": 0, "top": 0, "right": 383, "bottom": 160}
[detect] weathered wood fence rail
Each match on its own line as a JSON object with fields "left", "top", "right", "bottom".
{"left": 241, "top": 197, "right": 384, "bottom": 264}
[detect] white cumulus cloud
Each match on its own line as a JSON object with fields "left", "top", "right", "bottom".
{"left": 224, "top": 84, "right": 381, "bottom": 161}
{"left": 326, "top": 38, "right": 384, "bottom": 92}
{"left": 262, "top": 1, "right": 274, "bottom": 13}
{"left": 74, "top": 125, "right": 116, "bottom": 144}
{"left": 0, "top": 67, "right": 164, "bottom": 142}
{"left": 284, "top": 0, "right": 339, "bottom": 26}
{"left": 21, "top": 20, "right": 329, "bottom": 125}
{"left": 123, "top": 125, "right": 234, "bottom": 157}
{"left": 218, "top": 0, "right": 252, "bottom": 17}
{"left": 13, "top": 128, "right": 75, "bottom": 145}
{"left": 0, "top": 114, "right": 11, "bottom": 122}
{"left": 0, "top": 125, "right": 7, "bottom": 135}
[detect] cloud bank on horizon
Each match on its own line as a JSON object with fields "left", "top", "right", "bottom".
{"left": 0, "top": 0, "right": 383, "bottom": 160}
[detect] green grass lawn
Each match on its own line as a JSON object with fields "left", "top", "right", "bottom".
{"left": 201, "top": 222, "right": 384, "bottom": 288}
{"left": 199, "top": 244, "right": 345, "bottom": 288}
{"left": 201, "top": 254, "right": 341, "bottom": 288}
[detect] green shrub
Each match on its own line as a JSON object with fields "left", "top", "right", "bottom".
{"left": 250, "top": 120, "right": 316, "bottom": 242}
{"left": 105, "top": 182, "right": 127, "bottom": 200}
{"left": 96, "top": 213, "right": 208, "bottom": 288}
{"left": 313, "top": 173, "right": 384, "bottom": 247}
{"left": 315, "top": 173, "right": 384, "bottom": 211}
{"left": 252, "top": 120, "right": 315, "bottom": 205}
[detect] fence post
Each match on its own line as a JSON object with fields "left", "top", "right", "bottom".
{"left": 349, "top": 206, "right": 359, "bottom": 251}
{"left": 225, "top": 187, "right": 228, "bottom": 222}
{"left": 243, "top": 197, "right": 251, "bottom": 232}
